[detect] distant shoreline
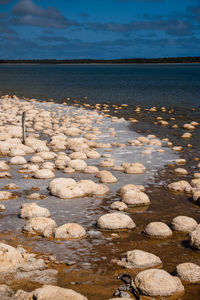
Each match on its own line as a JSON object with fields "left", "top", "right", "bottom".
{"left": 0, "top": 56, "right": 200, "bottom": 65}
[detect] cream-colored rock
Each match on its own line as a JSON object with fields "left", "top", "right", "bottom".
{"left": 26, "top": 193, "right": 47, "bottom": 200}
{"left": 167, "top": 180, "right": 193, "bottom": 193}
{"left": 0, "top": 191, "right": 13, "bottom": 200}
{"left": 63, "top": 167, "right": 75, "bottom": 174}
{"left": 148, "top": 139, "right": 162, "bottom": 147}
{"left": 191, "top": 178, "right": 200, "bottom": 188}
{"left": 0, "top": 243, "right": 24, "bottom": 272}
{"left": 190, "top": 224, "right": 200, "bottom": 250}
{"left": 9, "top": 148, "right": 26, "bottom": 157}
{"left": 0, "top": 161, "right": 9, "bottom": 171}
{"left": 110, "top": 201, "right": 128, "bottom": 211}
{"left": 10, "top": 156, "right": 27, "bottom": 165}
{"left": 96, "top": 170, "right": 117, "bottom": 183}
{"left": 119, "top": 184, "right": 145, "bottom": 194}
{"left": 67, "top": 159, "right": 87, "bottom": 171}
{"left": 99, "top": 160, "right": 115, "bottom": 168}
{"left": 124, "top": 163, "right": 146, "bottom": 174}
{"left": 193, "top": 190, "right": 200, "bottom": 202}
{"left": 114, "top": 249, "right": 162, "bottom": 269}
{"left": 85, "top": 150, "right": 100, "bottom": 159}
{"left": 97, "top": 212, "right": 136, "bottom": 230}
{"left": 176, "top": 263, "right": 200, "bottom": 283}
{"left": 83, "top": 166, "right": 99, "bottom": 174}
{"left": 0, "top": 204, "right": 5, "bottom": 210}
{"left": 42, "top": 162, "right": 55, "bottom": 170}
{"left": 174, "top": 158, "right": 186, "bottom": 164}
{"left": 144, "top": 222, "right": 172, "bottom": 238}
{"left": 193, "top": 172, "right": 200, "bottom": 178}
{"left": 38, "top": 151, "right": 56, "bottom": 160}
{"left": 174, "top": 168, "right": 188, "bottom": 175}
{"left": 30, "top": 155, "right": 44, "bottom": 163}
{"left": 34, "top": 169, "right": 55, "bottom": 179}
{"left": 135, "top": 269, "right": 184, "bottom": 296}
{"left": 122, "top": 190, "right": 150, "bottom": 206}
{"left": 23, "top": 217, "right": 57, "bottom": 236}
{"left": 20, "top": 203, "right": 51, "bottom": 219}
{"left": 54, "top": 223, "right": 86, "bottom": 239}
{"left": 29, "top": 285, "right": 88, "bottom": 300}
{"left": 171, "top": 216, "right": 197, "bottom": 233}
{"left": 69, "top": 151, "right": 87, "bottom": 160}
{"left": 181, "top": 132, "right": 192, "bottom": 139}
{"left": 172, "top": 146, "right": 183, "bottom": 151}
{"left": 183, "top": 123, "right": 195, "bottom": 130}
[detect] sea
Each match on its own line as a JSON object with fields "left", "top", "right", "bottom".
{"left": 0, "top": 63, "right": 200, "bottom": 109}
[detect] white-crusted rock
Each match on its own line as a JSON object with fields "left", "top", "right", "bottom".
{"left": 34, "top": 169, "right": 55, "bottom": 179}
{"left": 96, "top": 170, "right": 118, "bottom": 183}
{"left": 171, "top": 216, "right": 197, "bottom": 233}
{"left": 135, "top": 269, "right": 184, "bottom": 296}
{"left": 54, "top": 223, "right": 86, "bottom": 239}
{"left": 190, "top": 224, "right": 200, "bottom": 250}
{"left": 144, "top": 222, "right": 172, "bottom": 238}
{"left": 168, "top": 180, "right": 193, "bottom": 193}
{"left": 176, "top": 262, "right": 200, "bottom": 283}
{"left": 97, "top": 212, "right": 136, "bottom": 230}
{"left": 114, "top": 249, "right": 162, "bottom": 269}
{"left": 23, "top": 217, "right": 57, "bottom": 236}
{"left": 20, "top": 203, "right": 51, "bottom": 219}
{"left": 122, "top": 190, "right": 150, "bottom": 206}
{"left": 110, "top": 201, "right": 128, "bottom": 211}
{"left": 0, "top": 243, "right": 24, "bottom": 272}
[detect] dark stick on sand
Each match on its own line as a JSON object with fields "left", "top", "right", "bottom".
{"left": 22, "top": 111, "right": 26, "bottom": 144}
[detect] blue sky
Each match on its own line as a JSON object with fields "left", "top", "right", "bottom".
{"left": 0, "top": 0, "right": 200, "bottom": 59}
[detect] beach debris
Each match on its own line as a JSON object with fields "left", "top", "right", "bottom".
{"left": 144, "top": 222, "right": 172, "bottom": 238}
{"left": 97, "top": 212, "right": 136, "bottom": 230}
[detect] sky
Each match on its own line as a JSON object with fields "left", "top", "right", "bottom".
{"left": 0, "top": 0, "right": 200, "bottom": 59}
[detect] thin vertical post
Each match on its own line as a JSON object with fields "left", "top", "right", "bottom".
{"left": 22, "top": 111, "right": 26, "bottom": 145}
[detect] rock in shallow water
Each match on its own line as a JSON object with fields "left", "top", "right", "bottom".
{"left": 144, "top": 222, "right": 172, "bottom": 238}
{"left": 97, "top": 212, "right": 136, "bottom": 230}
{"left": 113, "top": 249, "right": 162, "bottom": 269}
{"left": 54, "top": 223, "right": 86, "bottom": 239}
{"left": 190, "top": 224, "right": 200, "bottom": 250}
{"left": 20, "top": 203, "right": 51, "bottom": 219}
{"left": 122, "top": 190, "right": 150, "bottom": 207}
{"left": 135, "top": 269, "right": 184, "bottom": 297}
{"left": 23, "top": 217, "right": 57, "bottom": 236}
{"left": 171, "top": 216, "right": 197, "bottom": 233}
{"left": 176, "top": 262, "right": 200, "bottom": 283}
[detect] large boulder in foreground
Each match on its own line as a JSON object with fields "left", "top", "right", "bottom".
{"left": 29, "top": 285, "right": 88, "bottom": 300}
{"left": 97, "top": 212, "right": 136, "bottom": 230}
{"left": 0, "top": 243, "right": 24, "bottom": 272}
{"left": 135, "top": 269, "right": 184, "bottom": 297}
{"left": 114, "top": 249, "right": 162, "bottom": 269}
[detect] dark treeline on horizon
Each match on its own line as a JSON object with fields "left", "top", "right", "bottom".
{"left": 0, "top": 56, "right": 200, "bottom": 64}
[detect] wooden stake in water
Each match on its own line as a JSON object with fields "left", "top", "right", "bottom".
{"left": 22, "top": 111, "right": 26, "bottom": 144}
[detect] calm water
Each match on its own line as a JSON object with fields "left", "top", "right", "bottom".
{"left": 0, "top": 64, "right": 200, "bottom": 108}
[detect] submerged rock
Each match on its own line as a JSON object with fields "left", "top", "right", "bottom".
{"left": 110, "top": 201, "right": 128, "bottom": 211}
{"left": 135, "top": 269, "right": 184, "bottom": 296}
{"left": 97, "top": 212, "right": 136, "bottom": 230}
{"left": 167, "top": 180, "right": 193, "bottom": 193}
